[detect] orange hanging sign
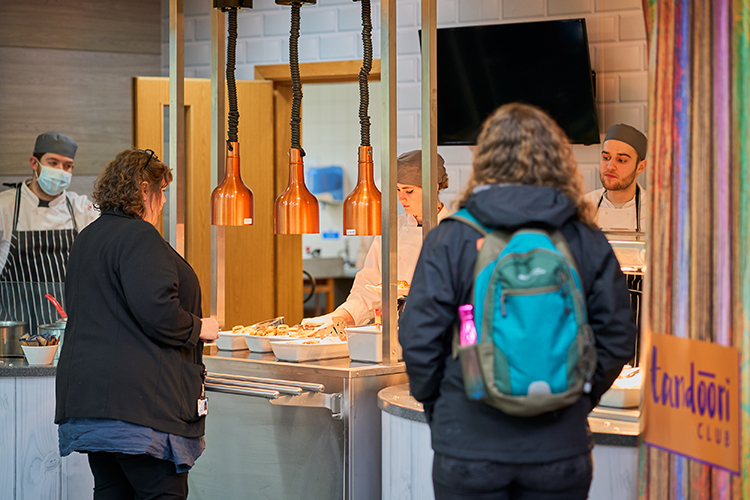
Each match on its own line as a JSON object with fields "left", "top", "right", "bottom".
{"left": 642, "top": 332, "right": 740, "bottom": 474}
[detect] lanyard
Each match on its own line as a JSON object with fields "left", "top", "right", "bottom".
{"left": 596, "top": 184, "right": 641, "bottom": 232}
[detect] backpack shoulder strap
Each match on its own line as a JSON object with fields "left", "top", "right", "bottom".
{"left": 548, "top": 229, "right": 589, "bottom": 317}
{"left": 447, "top": 208, "right": 489, "bottom": 236}
{"left": 548, "top": 230, "right": 582, "bottom": 284}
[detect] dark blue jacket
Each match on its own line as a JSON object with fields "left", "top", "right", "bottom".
{"left": 399, "top": 184, "right": 635, "bottom": 463}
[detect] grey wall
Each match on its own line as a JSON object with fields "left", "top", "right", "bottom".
{"left": 0, "top": 0, "right": 163, "bottom": 181}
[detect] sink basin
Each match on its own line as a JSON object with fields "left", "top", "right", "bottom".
{"left": 303, "top": 257, "right": 345, "bottom": 279}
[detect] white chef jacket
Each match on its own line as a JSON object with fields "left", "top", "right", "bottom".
{"left": 339, "top": 205, "right": 452, "bottom": 326}
{"left": 584, "top": 185, "right": 647, "bottom": 232}
{"left": 0, "top": 180, "right": 100, "bottom": 271}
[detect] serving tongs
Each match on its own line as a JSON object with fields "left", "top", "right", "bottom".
{"left": 248, "top": 316, "right": 286, "bottom": 330}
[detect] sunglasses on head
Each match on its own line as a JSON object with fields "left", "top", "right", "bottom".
{"left": 138, "top": 148, "right": 159, "bottom": 168}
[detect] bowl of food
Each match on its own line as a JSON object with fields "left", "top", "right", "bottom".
{"left": 21, "top": 344, "right": 58, "bottom": 365}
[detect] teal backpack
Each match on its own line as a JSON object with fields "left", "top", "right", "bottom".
{"left": 449, "top": 208, "right": 597, "bottom": 417}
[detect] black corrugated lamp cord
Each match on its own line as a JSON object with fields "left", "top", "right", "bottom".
{"left": 289, "top": 2, "right": 305, "bottom": 156}
{"left": 226, "top": 8, "right": 240, "bottom": 147}
{"left": 359, "top": 0, "right": 372, "bottom": 147}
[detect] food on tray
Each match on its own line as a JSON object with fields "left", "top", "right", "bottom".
{"left": 366, "top": 280, "right": 411, "bottom": 294}
{"left": 611, "top": 365, "right": 642, "bottom": 389}
{"left": 231, "top": 316, "right": 347, "bottom": 341}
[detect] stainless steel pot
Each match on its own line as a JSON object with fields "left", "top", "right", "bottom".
{"left": 0, "top": 320, "right": 27, "bottom": 357}
{"left": 39, "top": 319, "right": 67, "bottom": 361}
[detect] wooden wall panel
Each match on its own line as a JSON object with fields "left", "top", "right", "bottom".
{"left": 0, "top": 47, "right": 160, "bottom": 176}
{"left": 0, "top": 0, "right": 160, "bottom": 55}
{"left": 225, "top": 80, "right": 277, "bottom": 328}
{"left": 273, "top": 85, "right": 304, "bottom": 326}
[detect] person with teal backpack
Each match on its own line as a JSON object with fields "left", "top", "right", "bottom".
{"left": 399, "top": 103, "right": 636, "bottom": 500}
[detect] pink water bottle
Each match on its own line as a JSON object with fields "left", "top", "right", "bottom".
{"left": 457, "top": 304, "right": 484, "bottom": 400}
{"left": 458, "top": 304, "right": 478, "bottom": 346}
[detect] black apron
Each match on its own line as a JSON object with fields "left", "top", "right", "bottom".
{"left": 596, "top": 186, "right": 642, "bottom": 365}
{"left": 0, "top": 184, "right": 77, "bottom": 342}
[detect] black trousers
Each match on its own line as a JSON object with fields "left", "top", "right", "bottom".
{"left": 87, "top": 452, "right": 189, "bottom": 500}
{"left": 432, "top": 452, "right": 592, "bottom": 500}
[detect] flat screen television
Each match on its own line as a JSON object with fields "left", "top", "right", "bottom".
{"left": 433, "top": 19, "right": 600, "bottom": 146}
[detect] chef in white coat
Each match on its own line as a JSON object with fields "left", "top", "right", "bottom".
{"left": 0, "top": 132, "right": 99, "bottom": 336}
{"left": 584, "top": 123, "right": 648, "bottom": 232}
{"left": 308, "top": 150, "right": 452, "bottom": 327}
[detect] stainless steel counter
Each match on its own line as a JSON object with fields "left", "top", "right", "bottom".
{"left": 188, "top": 352, "right": 408, "bottom": 500}
{"left": 378, "top": 384, "right": 640, "bottom": 447}
{"left": 378, "top": 384, "right": 641, "bottom": 500}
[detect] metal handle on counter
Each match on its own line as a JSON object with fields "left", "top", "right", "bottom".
{"left": 209, "top": 372, "right": 325, "bottom": 392}
{"left": 205, "top": 382, "right": 280, "bottom": 399}
{"left": 206, "top": 376, "right": 304, "bottom": 396}
{"left": 206, "top": 372, "right": 342, "bottom": 419}
{"left": 270, "top": 392, "right": 343, "bottom": 420}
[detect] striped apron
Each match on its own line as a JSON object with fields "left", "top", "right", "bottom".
{"left": 0, "top": 184, "right": 77, "bottom": 342}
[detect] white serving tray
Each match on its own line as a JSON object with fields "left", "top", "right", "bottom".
{"left": 271, "top": 338, "right": 349, "bottom": 362}
{"left": 598, "top": 386, "right": 640, "bottom": 409}
{"left": 216, "top": 331, "right": 249, "bottom": 351}
{"left": 243, "top": 334, "right": 295, "bottom": 353}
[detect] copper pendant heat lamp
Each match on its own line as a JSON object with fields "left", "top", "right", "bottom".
{"left": 275, "top": 148, "right": 319, "bottom": 234}
{"left": 343, "top": 0, "right": 380, "bottom": 236}
{"left": 211, "top": 142, "right": 254, "bottom": 225}
{"left": 343, "top": 146, "right": 380, "bottom": 235}
{"left": 211, "top": 5, "right": 254, "bottom": 226}
{"left": 274, "top": 0, "right": 319, "bottom": 234}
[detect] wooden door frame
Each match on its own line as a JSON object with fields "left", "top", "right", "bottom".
{"left": 132, "top": 77, "right": 277, "bottom": 327}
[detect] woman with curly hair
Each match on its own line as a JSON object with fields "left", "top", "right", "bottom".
{"left": 399, "top": 104, "right": 635, "bottom": 499}
{"left": 55, "top": 148, "right": 219, "bottom": 500}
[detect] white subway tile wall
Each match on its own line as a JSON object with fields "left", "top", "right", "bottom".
{"left": 548, "top": 0, "right": 594, "bottom": 16}
{"left": 164, "top": 0, "right": 647, "bottom": 255}
{"left": 503, "top": 0, "right": 546, "bottom": 19}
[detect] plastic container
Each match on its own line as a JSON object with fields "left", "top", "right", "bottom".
{"left": 307, "top": 165, "right": 344, "bottom": 202}
{"left": 346, "top": 326, "right": 402, "bottom": 363}
{"left": 21, "top": 344, "right": 58, "bottom": 365}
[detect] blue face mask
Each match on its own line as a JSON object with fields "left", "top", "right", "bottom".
{"left": 36, "top": 164, "right": 72, "bottom": 196}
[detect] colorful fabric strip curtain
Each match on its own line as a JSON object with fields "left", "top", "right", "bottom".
{"left": 639, "top": 0, "right": 749, "bottom": 498}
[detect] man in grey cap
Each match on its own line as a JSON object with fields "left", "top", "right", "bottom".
{"left": 0, "top": 131, "right": 98, "bottom": 335}
{"left": 584, "top": 123, "right": 648, "bottom": 232}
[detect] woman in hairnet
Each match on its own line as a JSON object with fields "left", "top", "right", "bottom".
{"left": 307, "top": 150, "right": 452, "bottom": 327}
